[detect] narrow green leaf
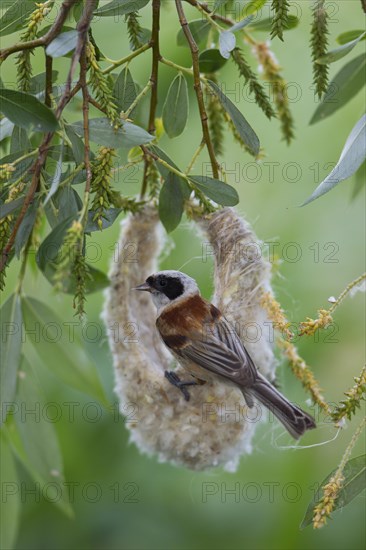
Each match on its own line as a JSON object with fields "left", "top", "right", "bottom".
{"left": 0, "top": 89, "right": 58, "bottom": 132}
{"left": 21, "top": 297, "right": 107, "bottom": 404}
{"left": 199, "top": 49, "right": 228, "bottom": 73}
{"left": 14, "top": 199, "right": 39, "bottom": 258}
{"left": 0, "top": 0, "right": 36, "bottom": 37}
{"left": 114, "top": 67, "right": 137, "bottom": 112}
{"left": 317, "top": 32, "right": 366, "bottom": 65}
{"left": 351, "top": 159, "right": 365, "bottom": 200}
{"left": 12, "top": 357, "right": 73, "bottom": 517}
{"left": 148, "top": 146, "right": 191, "bottom": 200}
{"left": 44, "top": 142, "right": 65, "bottom": 206}
{"left": 0, "top": 436, "right": 20, "bottom": 549}
{"left": 149, "top": 145, "right": 181, "bottom": 179}
{"left": 250, "top": 14, "right": 299, "bottom": 32}
{"left": 159, "top": 173, "right": 185, "bottom": 232}
{"left": 230, "top": 16, "right": 254, "bottom": 32}
{"left": 10, "top": 126, "right": 30, "bottom": 154}
{"left": 219, "top": 31, "right": 236, "bottom": 60}
{"left": 177, "top": 20, "right": 211, "bottom": 46}
{"left": 304, "top": 114, "right": 366, "bottom": 204}
{"left": 0, "top": 117, "right": 14, "bottom": 142}
{"left": 71, "top": 119, "right": 154, "bottom": 148}
{"left": 0, "top": 294, "right": 22, "bottom": 426}
{"left": 208, "top": 80, "right": 260, "bottom": 156}
{"left": 310, "top": 54, "right": 366, "bottom": 124}
{"left": 190, "top": 175, "right": 239, "bottom": 206}
{"left": 36, "top": 216, "right": 75, "bottom": 271}
{"left": 336, "top": 30, "right": 366, "bottom": 45}
{"left": 44, "top": 186, "right": 80, "bottom": 228}
{"left": 46, "top": 30, "right": 78, "bottom": 58}
{"left": 243, "top": 0, "right": 266, "bottom": 17}
{"left": 162, "top": 74, "right": 189, "bottom": 138}
{"left": 13, "top": 356, "right": 73, "bottom": 517}
{"left": 301, "top": 455, "right": 366, "bottom": 528}
{"left": 0, "top": 196, "right": 25, "bottom": 220}
{"left": 95, "top": 0, "right": 149, "bottom": 16}
{"left": 65, "top": 124, "right": 84, "bottom": 165}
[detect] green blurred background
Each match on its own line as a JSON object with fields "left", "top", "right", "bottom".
{"left": 1, "top": 1, "right": 365, "bottom": 549}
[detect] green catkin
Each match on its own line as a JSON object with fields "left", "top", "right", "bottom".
{"left": 126, "top": 12, "right": 143, "bottom": 51}
{"left": 271, "top": 0, "right": 290, "bottom": 41}
{"left": 87, "top": 43, "right": 120, "bottom": 126}
{"left": 331, "top": 366, "right": 366, "bottom": 422}
{"left": 206, "top": 83, "right": 225, "bottom": 157}
{"left": 53, "top": 221, "right": 89, "bottom": 319}
{"left": 311, "top": 0, "right": 329, "bottom": 98}
{"left": 231, "top": 48, "right": 276, "bottom": 120}
{"left": 90, "top": 147, "right": 118, "bottom": 230}
{"left": 0, "top": 182, "right": 26, "bottom": 290}
{"left": 16, "top": 1, "right": 53, "bottom": 91}
{"left": 255, "top": 42, "right": 295, "bottom": 144}
{"left": 90, "top": 148, "right": 143, "bottom": 229}
{"left": 146, "top": 159, "right": 161, "bottom": 200}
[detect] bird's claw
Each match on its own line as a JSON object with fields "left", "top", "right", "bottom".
{"left": 164, "top": 370, "right": 198, "bottom": 402}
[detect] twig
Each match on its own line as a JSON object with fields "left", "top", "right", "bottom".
{"left": 45, "top": 54, "right": 53, "bottom": 108}
{"left": 328, "top": 272, "right": 366, "bottom": 314}
{"left": 124, "top": 81, "right": 152, "bottom": 120}
{"left": 79, "top": 47, "right": 92, "bottom": 223}
{"left": 175, "top": 0, "right": 219, "bottom": 178}
{"left": 148, "top": 0, "right": 161, "bottom": 134}
{"left": 0, "top": 0, "right": 78, "bottom": 61}
{"left": 185, "top": 142, "right": 205, "bottom": 174}
{"left": 141, "top": 0, "right": 161, "bottom": 198}
{"left": 185, "top": 0, "right": 232, "bottom": 26}
{"left": 141, "top": 146, "right": 190, "bottom": 183}
{"left": 0, "top": 1, "right": 97, "bottom": 273}
{"left": 102, "top": 43, "right": 151, "bottom": 75}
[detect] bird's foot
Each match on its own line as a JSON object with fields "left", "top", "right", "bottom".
{"left": 164, "top": 370, "right": 199, "bottom": 402}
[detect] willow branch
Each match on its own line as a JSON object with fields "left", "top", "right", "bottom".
{"left": 80, "top": 50, "right": 92, "bottom": 220}
{"left": 185, "top": 0, "right": 233, "bottom": 26}
{"left": 148, "top": 0, "right": 161, "bottom": 134}
{"left": 0, "top": 0, "right": 79, "bottom": 61}
{"left": 141, "top": 0, "right": 161, "bottom": 197}
{"left": 0, "top": 1, "right": 97, "bottom": 273}
{"left": 175, "top": 0, "right": 219, "bottom": 178}
{"left": 45, "top": 54, "right": 53, "bottom": 108}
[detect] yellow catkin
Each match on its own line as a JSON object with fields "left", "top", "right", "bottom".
{"left": 260, "top": 291, "right": 294, "bottom": 340}
{"left": 299, "top": 309, "right": 333, "bottom": 336}
{"left": 331, "top": 365, "right": 366, "bottom": 422}
{"left": 313, "top": 417, "right": 366, "bottom": 528}
{"left": 313, "top": 474, "right": 344, "bottom": 529}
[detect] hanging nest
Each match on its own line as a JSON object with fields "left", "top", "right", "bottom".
{"left": 103, "top": 205, "right": 276, "bottom": 471}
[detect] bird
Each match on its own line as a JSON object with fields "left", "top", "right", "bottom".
{"left": 134, "top": 270, "right": 316, "bottom": 439}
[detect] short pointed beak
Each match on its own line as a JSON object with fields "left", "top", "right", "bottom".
{"left": 133, "top": 282, "right": 152, "bottom": 292}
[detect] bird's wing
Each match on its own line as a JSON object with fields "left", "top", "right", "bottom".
{"left": 176, "top": 316, "right": 258, "bottom": 386}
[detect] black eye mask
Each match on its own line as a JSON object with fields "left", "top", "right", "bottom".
{"left": 149, "top": 276, "right": 184, "bottom": 300}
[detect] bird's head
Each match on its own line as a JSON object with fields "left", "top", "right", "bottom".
{"left": 134, "top": 270, "right": 199, "bottom": 311}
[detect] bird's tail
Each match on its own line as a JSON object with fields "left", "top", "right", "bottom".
{"left": 246, "top": 374, "right": 316, "bottom": 439}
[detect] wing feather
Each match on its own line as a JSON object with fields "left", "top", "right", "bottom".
{"left": 177, "top": 316, "right": 258, "bottom": 386}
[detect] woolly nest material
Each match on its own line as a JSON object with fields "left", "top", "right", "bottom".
{"left": 103, "top": 206, "right": 276, "bottom": 471}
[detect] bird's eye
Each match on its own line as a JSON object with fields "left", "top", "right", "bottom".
{"left": 158, "top": 276, "right": 167, "bottom": 287}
